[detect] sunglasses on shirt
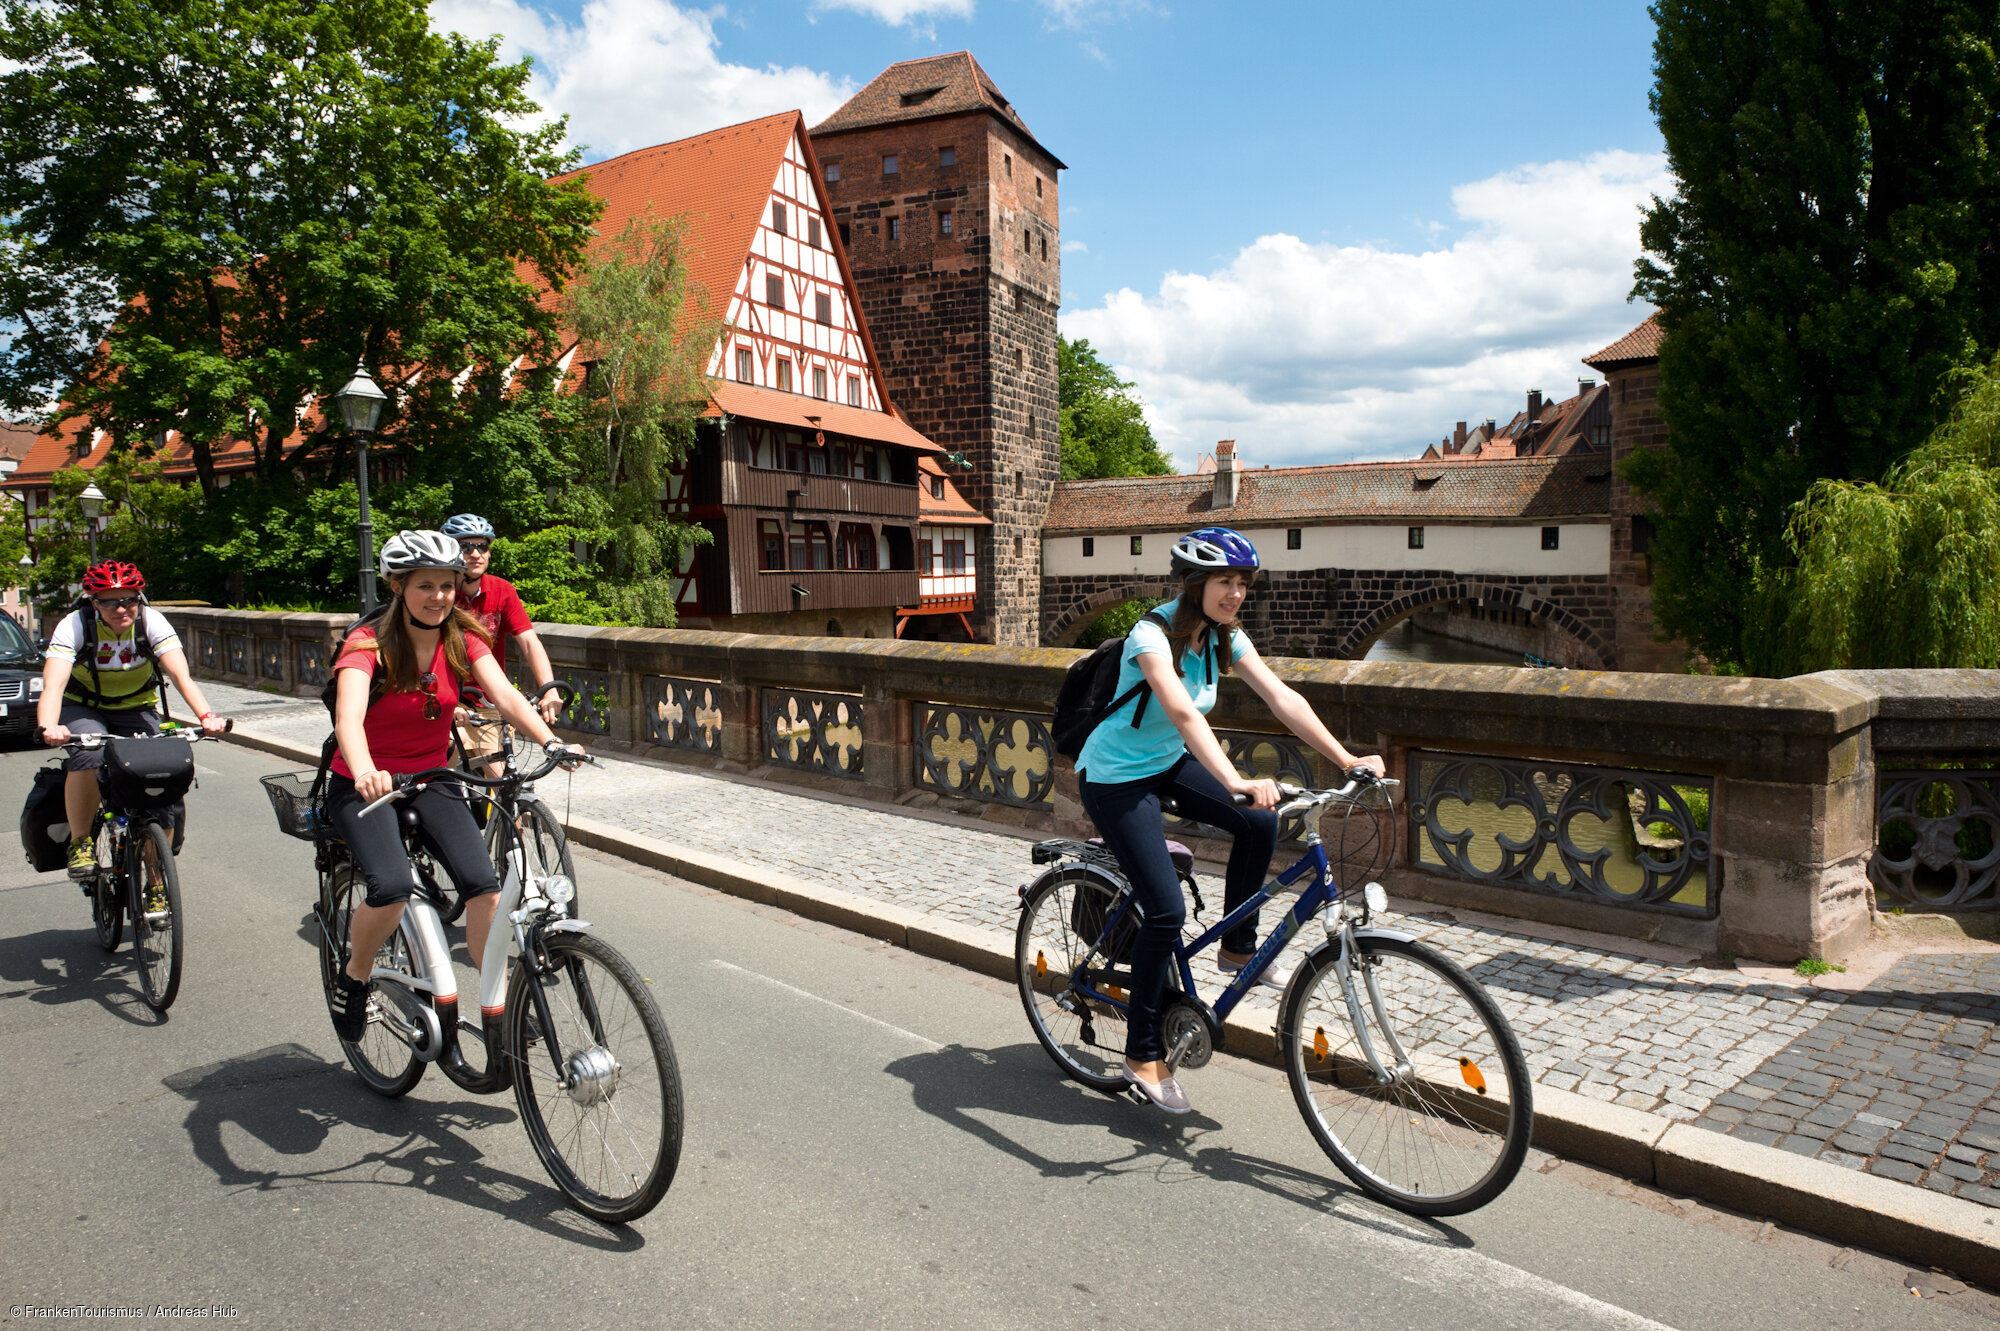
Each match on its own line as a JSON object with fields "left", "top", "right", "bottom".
{"left": 420, "top": 671, "right": 441, "bottom": 721}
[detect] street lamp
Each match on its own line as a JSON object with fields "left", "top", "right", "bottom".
{"left": 77, "top": 482, "right": 105, "bottom": 563}
{"left": 331, "top": 358, "right": 388, "bottom": 615}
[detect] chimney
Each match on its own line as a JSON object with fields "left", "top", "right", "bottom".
{"left": 1578, "top": 377, "right": 1596, "bottom": 395}
{"left": 1453, "top": 421, "right": 1467, "bottom": 452}
{"left": 1527, "top": 388, "right": 1543, "bottom": 424}
{"left": 1213, "top": 439, "right": 1238, "bottom": 508}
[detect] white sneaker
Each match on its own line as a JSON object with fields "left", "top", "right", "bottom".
{"left": 1217, "top": 952, "right": 1293, "bottom": 991}
{"left": 1122, "top": 1063, "right": 1192, "bottom": 1114}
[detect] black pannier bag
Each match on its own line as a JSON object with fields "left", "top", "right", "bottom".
{"left": 98, "top": 735, "right": 196, "bottom": 811}
{"left": 1070, "top": 881, "right": 1138, "bottom": 966}
{"left": 20, "top": 766, "right": 72, "bottom": 872}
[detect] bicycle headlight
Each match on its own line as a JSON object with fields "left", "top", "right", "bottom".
{"left": 1363, "top": 882, "right": 1388, "bottom": 914}
{"left": 542, "top": 875, "right": 576, "bottom": 905}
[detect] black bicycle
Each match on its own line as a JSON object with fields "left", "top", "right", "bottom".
{"left": 50, "top": 722, "right": 224, "bottom": 1013}
{"left": 261, "top": 747, "right": 683, "bottom": 1224}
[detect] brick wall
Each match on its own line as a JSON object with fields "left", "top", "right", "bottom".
{"left": 812, "top": 113, "right": 1061, "bottom": 647}
{"left": 1604, "top": 361, "right": 1685, "bottom": 672}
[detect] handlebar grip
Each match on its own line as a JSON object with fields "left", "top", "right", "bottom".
{"left": 1230, "top": 791, "right": 1251, "bottom": 806}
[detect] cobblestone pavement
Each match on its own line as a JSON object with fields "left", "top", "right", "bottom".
{"left": 1691, "top": 953, "right": 2000, "bottom": 1206}
{"left": 202, "top": 679, "right": 1997, "bottom": 1207}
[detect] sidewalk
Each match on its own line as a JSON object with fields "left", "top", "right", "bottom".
{"left": 204, "top": 679, "right": 2000, "bottom": 1275}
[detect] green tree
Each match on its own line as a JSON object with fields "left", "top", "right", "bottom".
{"left": 552, "top": 214, "right": 719, "bottom": 626}
{"left": 1765, "top": 352, "right": 2000, "bottom": 672}
{"left": 1058, "top": 337, "right": 1173, "bottom": 480}
{"left": 0, "top": 0, "right": 600, "bottom": 497}
{"left": 1630, "top": 1, "right": 2000, "bottom": 670}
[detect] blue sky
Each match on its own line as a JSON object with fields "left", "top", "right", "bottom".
{"left": 434, "top": 0, "right": 1669, "bottom": 465}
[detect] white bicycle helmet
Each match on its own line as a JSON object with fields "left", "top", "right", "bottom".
{"left": 378, "top": 529, "right": 465, "bottom": 578}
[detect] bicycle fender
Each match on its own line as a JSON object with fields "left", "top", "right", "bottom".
{"left": 1016, "top": 860, "right": 1124, "bottom": 908}
{"left": 1348, "top": 926, "right": 1418, "bottom": 947}
{"left": 543, "top": 918, "right": 593, "bottom": 935}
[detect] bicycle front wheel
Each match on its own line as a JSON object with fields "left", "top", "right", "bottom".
{"left": 317, "top": 863, "right": 425, "bottom": 1097}
{"left": 1279, "top": 935, "right": 1531, "bottom": 1216}
{"left": 1015, "top": 870, "right": 1131, "bottom": 1095}
{"left": 128, "top": 821, "right": 182, "bottom": 1011}
{"left": 91, "top": 822, "right": 122, "bottom": 952}
{"left": 507, "top": 931, "right": 682, "bottom": 1224}
{"left": 489, "top": 796, "right": 578, "bottom": 910}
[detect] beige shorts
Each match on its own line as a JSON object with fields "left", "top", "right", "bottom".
{"left": 455, "top": 708, "right": 509, "bottom": 772}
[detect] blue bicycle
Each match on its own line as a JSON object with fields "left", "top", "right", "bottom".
{"left": 1015, "top": 770, "right": 1532, "bottom": 1216}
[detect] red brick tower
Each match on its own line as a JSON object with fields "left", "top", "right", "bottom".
{"left": 1584, "top": 315, "right": 1687, "bottom": 672}
{"left": 810, "top": 53, "right": 1063, "bottom": 645}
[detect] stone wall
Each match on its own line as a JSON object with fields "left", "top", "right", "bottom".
{"left": 1605, "top": 359, "right": 1686, "bottom": 671}
{"left": 1042, "top": 566, "right": 1616, "bottom": 666}
{"left": 178, "top": 605, "right": 2000, "bottom": 965}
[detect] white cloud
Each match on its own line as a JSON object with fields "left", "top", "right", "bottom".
{"left": 1062, "top": 239, "right": 1088, "bottom": 254}
{"left": 433, "top": 0, "right": 857, "bottom": 159}
{"left": 1062, "top": 150, "right": 1670, "bottom": 468}
{"left": 816, "top": 0, "right": 974, "bottom": 24}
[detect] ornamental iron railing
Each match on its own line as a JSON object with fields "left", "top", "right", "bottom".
{"left": 259, "top": 637, "right": 284, "bottom": 681}
{"left": 914, "top": 705, "right": 1055, "bottom": 808}
{"left": 196, "top": 632, "right": 218, "bottom": 671}
{"left": 643, "top": 676, "right": 724, "bottom": 755}
{"left": 225, "top": 634, "right": 249, "bottom": 676}
{"left": 1408, "top": 750, "right": 1717, "bottom": 917}
{"left": 1872, "top": 770, "right": 2000, "bottom": 911}
{"left": 297, "top": 640, "right": 328, "bottom": 690}
{"left": 763, "top": 689, "right": 863, "bottom": 778}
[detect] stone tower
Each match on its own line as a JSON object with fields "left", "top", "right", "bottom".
{"left": 810, "top": 52, "right": 1063, "bottom": 645}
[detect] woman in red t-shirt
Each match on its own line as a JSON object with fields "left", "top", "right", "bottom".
{"left": 326, "top": 530, "right": 582, "bottom": 1043}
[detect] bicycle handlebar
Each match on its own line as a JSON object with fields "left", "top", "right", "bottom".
{"left": 41, "top": 721, "right": 232, "bottom": 750}
{"left": 358, "top": 746, "right": 594, "bottom": 818}
{"left": 1226, "top": 767, "right": 1395, "bottom": 808}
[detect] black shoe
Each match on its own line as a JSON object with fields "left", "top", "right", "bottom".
{"left": 329, "top": 971, "right": 373, "bottom": 1043}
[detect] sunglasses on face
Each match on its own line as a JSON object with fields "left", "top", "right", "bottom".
{"left": 93, "top": 596, "right": 140, "bottom": 610}
{"left": 459, "top": 542, "right": 491, "bottom": 555}
{"left": 420, "top": 671, "right": 441, "bottom": 722}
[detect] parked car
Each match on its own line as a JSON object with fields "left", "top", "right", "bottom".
{"left": 0, "top": 613, "right": 45, "bottom": 741}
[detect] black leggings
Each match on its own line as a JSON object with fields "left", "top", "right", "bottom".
{"left": 325, "top": 774, "right": 499, "bottom": 909}
{"left": 1079, "top": 754, "right": 1280, "bottom": 1063}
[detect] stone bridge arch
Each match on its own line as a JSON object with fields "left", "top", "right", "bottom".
{"left": 1042, "top": 579, "right": 1175, "bottom": 647}
{"left": 1334, "top": 577, "right": 1612, "bottom": 668}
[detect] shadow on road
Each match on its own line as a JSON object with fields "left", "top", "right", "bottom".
{"left": 884, "top": 1041, "right": 1469, "bottom": 1249}
{"left": 0, "top": 924, "right": 168, "bottom": 1026}
{"left": 165, "top": 1042, "right": 642, "bottom": 1250}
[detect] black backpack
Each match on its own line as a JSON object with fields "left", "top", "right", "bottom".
{"left": 1052, "top": 610, "right": 1180, "bottom": 761}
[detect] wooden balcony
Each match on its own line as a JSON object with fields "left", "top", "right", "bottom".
{"left": 731, "top": 464, "right": 918, "bottom": 518}
{"left": 741, "top": 568, "right": 921, "bottom": 616}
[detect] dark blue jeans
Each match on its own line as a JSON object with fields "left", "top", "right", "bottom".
{"left": 1078, "top": 754, "right": 1280, "bottom": 1062}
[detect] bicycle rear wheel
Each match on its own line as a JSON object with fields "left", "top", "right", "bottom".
{"left": 1015, "top": 870, "right": 1132, "bottom": 1095}
{"left": 317, "top": 863, "right": 425, "bottom": 1097}
{"left": 1279, "top": 935, "right": 1531, "bottom": 1216}
{"left": 506, "top": 931, "right": 682, "bottom": 1224}
{"left": 91, "top": 822, "right": 122, "bottom": 952}
{"left": 128, "top": 821, "right": 182, "bottom": 1012}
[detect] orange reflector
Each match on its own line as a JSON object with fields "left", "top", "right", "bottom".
{"left": 1036, "top": 950, "right": 1046, "bottom": 978}
{"left": 1107, "top": 986, "right": 1125, "bottom": 1001}
{"left": 1459, "top": 1056, "right": 1488, "bottom": 1095}
{"left": 1312, "top": 1027, "right": 1329, "bottom": 1063}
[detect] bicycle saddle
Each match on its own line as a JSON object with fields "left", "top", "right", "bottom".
{"left": 1087, "top": 836, "right": 1194, "bottom": 877}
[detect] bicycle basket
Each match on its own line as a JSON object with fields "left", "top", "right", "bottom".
{"left": 259, "top": 771, "right": 325, "bottom": 842}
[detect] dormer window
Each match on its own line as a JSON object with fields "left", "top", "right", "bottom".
{"left": 900, "top": 87, "right": 943, "bottom": 107}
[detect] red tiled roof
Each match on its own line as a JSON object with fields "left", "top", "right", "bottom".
{"left": 1583, "top": 314, "right": 1662, "bottom": 370}
{"left": 917, "top": 455, "right": 991, "bottom": 525}
{"left": 1045, "top": 455, "right": 1610, "bottom": 533}
{"left": 809, "top": 51, "right": 1064, "bottom": 167}
{"left": 706, "top": 381, "right": 939, "bottom": 454}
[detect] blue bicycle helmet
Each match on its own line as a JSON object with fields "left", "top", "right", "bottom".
{"left": 1170, "top": 526, "right": 1260, "bottom": 578}
{"left": 440, "top": 513, "right": 496, "bottom": 542}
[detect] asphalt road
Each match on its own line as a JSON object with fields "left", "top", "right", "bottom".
{"left": 0, "top": 738, "right": 1991, "bottom": 1330}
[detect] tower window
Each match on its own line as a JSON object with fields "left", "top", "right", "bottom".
{"left": 1035, "top": 176, "right": 1043, "bottom": 197}
{"left": 765, "top": 274, "right": 783, "bottom": 308}
{"left": 771, "top": 202, "right": 787, "bottom": 236}
{"left": 1542, "top": 526, "right": 1561, "bottom": 551}
{"left": 1082, "top": 537, "right": 1094, "bottom": 557}
{"left": 735, "top": 348, "right": 753, "bottom": 382}
{"left": 1040, "top": 234, "right": 1048, "bottom": 260}
{"left": 882, "top": 154, "right": 898, "bottom": 175}
{"left": 1023, "top": 228, "right": 1031, "bottom": 255}
{"left": 888, "top": 217, "right": 902, "bottom": 242}
{"left": 1014, "top": 534, "right": 1023, "bottom": 558}
{"left": 1013, "top": 347, "right": 1023, "bottom": 369}
{"left": 1287, "top": 528, "right": 1302, "bottom": 550}
{"left": 816, "top": 292, "right": 832, "bottom": 325}
{"left": 1004, "top": 153, "right": 1012, "bottom": 178}
{"left": 939, "top": 146, "right": 955, "bottom": 167}
{"left": 838, "top": 222, "right": 850, "bottom": 247}
{"left": 1408, "top": 526, "right": 1425, "bottom": 550}
{"left": 939, "top": 211, "right": 953, "bottom": 236}
{"left": 808, "top": 217, "right": 821, "bottom": 248}
{"left": 825, "top": 162, "right": 841, "bottom": 183}
{"left": 1014, "top": 469, "right": 1022, "bottom": 495}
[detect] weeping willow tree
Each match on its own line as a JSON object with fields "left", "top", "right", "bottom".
{"left": 1761, "top": 354, "right": 2000, "bottom": 673}
{"left": 557, "top": 213, "right": 721, "bottom": 625}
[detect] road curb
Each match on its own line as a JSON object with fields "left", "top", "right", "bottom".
{"left": 218, "top": 722, "right": 2000, "bottom": 1285}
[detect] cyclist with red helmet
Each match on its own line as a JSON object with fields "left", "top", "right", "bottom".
{"left": 35, "top": 561, "right": 228, "bottom": 879}
{"left": 1074, "top": 526, "right": 1384, "bottom": 1114}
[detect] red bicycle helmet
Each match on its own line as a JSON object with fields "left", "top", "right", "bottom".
{"left": 80, "top": 560, "right": 145, "bottom": 594}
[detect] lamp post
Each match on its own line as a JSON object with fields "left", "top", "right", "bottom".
{"left": 77, "top": 482, "right": 105, "bottom": 563}
{"left": 16, "top": 550, "right": 30, "bottom": 632}
{"left": 332, "top": 358, "right": 388, "bottom": 614}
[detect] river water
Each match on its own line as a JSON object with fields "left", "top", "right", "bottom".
{"left": 1362, "top": 620, "right": 1524, "bottom": 666}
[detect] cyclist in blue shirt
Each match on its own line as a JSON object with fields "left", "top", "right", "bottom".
{"left": 1075, "top": 526, "right": 1384, "bottom": 1113}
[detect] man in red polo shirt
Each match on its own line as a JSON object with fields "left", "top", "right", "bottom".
{"left": 440, "top": 514, "right": 561, "bottom": 764}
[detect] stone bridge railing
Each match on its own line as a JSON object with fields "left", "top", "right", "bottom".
{"left": 173, "top": 607, "right": 2000, "bottom": 965}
